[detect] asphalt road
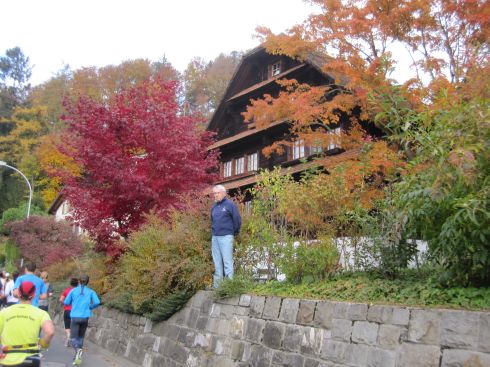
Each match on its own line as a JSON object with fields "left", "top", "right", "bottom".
{"left": 41, "top": 328, "right": 139, "bottom": 367}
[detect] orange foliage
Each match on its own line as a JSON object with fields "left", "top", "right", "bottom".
{"left": 35, "top": 134, "right": 81, "bottom": 206}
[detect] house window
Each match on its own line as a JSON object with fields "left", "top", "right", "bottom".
{"left": 223, "top": 160, "right": 232, "bottom": 178}
{"left": 328, "top": 127, "right": 342, "bottom": 150}
{"left": 268, "top": 61, "right": 282, "bottom": 78}
{"left": 293, "top": 139, "right": 305, "bottom": 160}
{"left": 247, "top": 152, "right": 258, "bottom": 171}
{"left": 271, "top": 62, "right": 281, "bottom": 76}
{"left": 62, "top": 202, "right": 70, "bottom": 215}
{"left": 310, "top": 141, "right": 323, "bottom": 155}
{"left": 235, "top": 157, "right": 245, "bottom": 175}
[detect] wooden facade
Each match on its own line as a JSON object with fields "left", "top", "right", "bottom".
{"left": 206, "top": 46, "right": 352, "bottom": 195}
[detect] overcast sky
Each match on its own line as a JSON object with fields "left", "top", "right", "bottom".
{"left": 2, "top": 0, "right": 317, "bottom": 86}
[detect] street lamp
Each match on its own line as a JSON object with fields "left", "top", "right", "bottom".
{"left": 0, "top": 161, "right": 33, "bottom": 218}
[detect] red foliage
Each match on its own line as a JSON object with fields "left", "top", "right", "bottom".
{"left": 58, "top": 79, "right": 218, "bottom": 255}
{"left": 8, "top": 216, "right": 84, "bottom": 269}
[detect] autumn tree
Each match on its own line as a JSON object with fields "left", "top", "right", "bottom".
{"left": 7, "top": 215, "right": 84, "bottom": 269}
{"left": 183, "top": 52, "right": 242, "bottom": 118}
{"left": 57, "top": 78, "right": 218, "bottom": 256}
{"left": 246, "top": 0, "right": 489, "bottom": 150}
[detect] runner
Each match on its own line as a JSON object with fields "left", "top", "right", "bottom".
{"left": 37, "top": 273, "right": 53, "bottom": 313}
{"left": 59, "top": 278, "right": 78, "bottom": 347}
{"left": 13, "top": 263, "right": 46, "bottom": 308}
{"left": 3, "top": 272, "right": 19, "bottom": 307}
{"left": 0, "top": 281, "right": 54, "bottom": 367}
{"left": 64, "top": 275, "right": 100, "bottom": 365}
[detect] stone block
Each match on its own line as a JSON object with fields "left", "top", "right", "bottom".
{"left": 239, "top": 294, "right": 252, "bottom": 307}
{"left": 230, "top": 316, "right": 247, "bottom": 339}
{"left": 320, "top": 340, "right": 348, "bottom": 364}
{"left": 346, "top": 303, "right": 368, "bottom": 321}
{"left": 192, "top": 290, "right": 213, "bottom": 309}
{"left": 351, "top": 321, "right": 378, "bottom": 345}
{"left": 272, "top": 350, "right": 305, "bottom": 367}
{"left": 220, "top": 304, "right": 236, "bottom": 319}
{"left": 245, "top": 318, "right": 265, "bottom": 344}
{"left": 263, "top": 297, "right": 282, "bottom": 320}
{"left": 212, "top": 335, "right": 231, "bottom": 356}
{"left": 479, "top": 313, "right": 490, "bottom": 353}
{"left": 392, "top": 307, "right": 410, "bottom": 326}
{"left": 297, "top": 300, "right": 316, "bottom": 325}
{"left": 279, "top": 298, "right": 300, "bottom": 323}
{"left": 397, "top": 343, "right": 441, "bottom": 367}
{"left": 331, "top": 319, "right": 352, "bottom": 342}
{"left": 332, "top": 302, "right": 348, "bottom": 319}
{"left": 366, "top": 347, "right": 396, "bottom": 367}
{"left": 301, "top": 326, "right": 327, "bottom": 356}
{"left": 231, "top": 340, "right": 250, "bottom": 361}
{"left": 218, "top": 318, "right": 231, "bottom": 337}
{"left": 283, "top": 325, "right": 302, "bottom": 353}
{"left": 314, "top": 301, "right": 335, "bottom": 329}
{"left": 263, "top": 321, "right": 286, "bottom": 349}
{"left": 367, "top": 305, "right": 393, "bottom": 324}
{"left": 250, "top": 296, "right": 266, "bottom": 318}
{"left": 441, "top": 349, "right": 490, "bottom": 367}
{"left": 193, "top": 333, "right": 211, "bottom": 349}
{"left": 210, "top": 303, "right": 222, "bottom": 318}
{"left": 218, "top": 296, "right": 240, "bottom": 305}
{"left": 378, "top": 324, "right": 401, "bottom": 348}
{"left": 186, "top": 308, "right": 200, "bottom": 329}
{"left": 408, "top": 309, "right": 441, "bottom": 344}
{"left": 441, "top": 310, "right": 479, "bottom": 349}
{"left": 164, "top": 340, "right": 188, "bottom": 363}
{"left": 344, "top": 343, "right": 369, "bottom": 367}
{"left": 195, "top": 316, "right": 209, "bottom": 331}
{"left": 248, "top": 345, "right": 273, "bottom": 367}
{"left": 234, "top": 305, "right": 250, "bottom": 316}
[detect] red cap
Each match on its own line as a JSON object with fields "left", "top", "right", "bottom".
{"left": 19, "top": 281, "right": 36, "bottom": 300}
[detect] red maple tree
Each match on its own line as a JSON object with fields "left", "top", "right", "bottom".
{"left": 58, "top": 79, "right": 218, "bottom": 255}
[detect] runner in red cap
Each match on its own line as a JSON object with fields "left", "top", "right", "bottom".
{"left": 0, "top": 281, "right": 54, "bottom": 366}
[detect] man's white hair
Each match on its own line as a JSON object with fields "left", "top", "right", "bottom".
{"left": 213, "top": 184, "right": 227, "bottom": 193}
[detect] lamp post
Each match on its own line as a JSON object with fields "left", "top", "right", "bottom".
{"left": 0, "top": 161, "right": 32, "bottom": 218}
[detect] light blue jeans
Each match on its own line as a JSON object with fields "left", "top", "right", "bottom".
{"left": 211, "top": 235, "right": 234, "bottom": 288}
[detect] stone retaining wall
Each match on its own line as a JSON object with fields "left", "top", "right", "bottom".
{"left": 82, "top": 291, "right": 490, "bottom": 366}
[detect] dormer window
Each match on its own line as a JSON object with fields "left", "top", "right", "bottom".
{"left": 268, "top": 61, "right": 282, "bottom": 78}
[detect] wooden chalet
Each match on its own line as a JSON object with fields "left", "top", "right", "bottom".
{"left": 207, "top": 45, "right": 358, "bottom": 196}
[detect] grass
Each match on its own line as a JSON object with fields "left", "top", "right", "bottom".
{"left": 217, "top": 270, "right": 490, "bottom": 311}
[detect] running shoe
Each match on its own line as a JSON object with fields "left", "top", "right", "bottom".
{"left": 73, "top": 348, "right": 83, "bottom": 365}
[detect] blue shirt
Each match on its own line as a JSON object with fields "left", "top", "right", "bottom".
{"left": 211, "top": 197, "right": 241, "bottom": 236}
{"left": 13, "top": 274, "right": 47, "bottom": 307}
{"left": 64, "top": 285, "right": 101, "bottom": 318}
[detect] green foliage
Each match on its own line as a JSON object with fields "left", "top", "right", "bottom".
{"left": 236, "top": 168, "right": 293, "bottom": 280}
{"left": 145, "top": 290, "right": 194, "bottom": 322}
{"left": 252, "top": 271, "right": 490, "bottom": 310}
{"left": 392, "top": 98, "right": 490, "bottom": 286}
{"left": 110, "top": 199, "right": 212, "bottom": 320}
{"left": 0, "top": 203, "right": 45, "bottom": 234}
{"left": 214, "top": 274, "right": 255, "bottom": 299}
{"left": 277, "top": 237, "right": 339, "bottom": 283}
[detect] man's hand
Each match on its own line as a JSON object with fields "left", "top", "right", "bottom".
{"left": 39, "top": 338, "right": 49, "bottom": 348}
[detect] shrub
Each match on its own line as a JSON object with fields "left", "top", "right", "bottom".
{"left": 392, "top": 99, "right": 490, "bottom": 286}
{"left": 0, "top": 204, "right": 45, "bottom": 235}
{"left": 45, "top": 259, "right": 78, "bottom": 282}
{"left": 7, "top": 216, "right": 84, "bottom": 269}
{"left": 277, "top": 236, "right": 340, "bottom": 283}
{"left": 214, "top": 274, "right": 255, "bottom": 299}
{"left": 110, "top": 198, "right": 213, "bottom": 321}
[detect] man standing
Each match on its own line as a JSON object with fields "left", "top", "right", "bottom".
{"left": 211, "top": 185, "right": 241, "bottom": 288}
{"left": 64, "top": 275, "right": 100, "bottom": 365}
{"left": 0, "top": 281, "right": 54, "bottom": 367}
{"left": 13, "top": 263, "right": 46, "bottom": 308}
